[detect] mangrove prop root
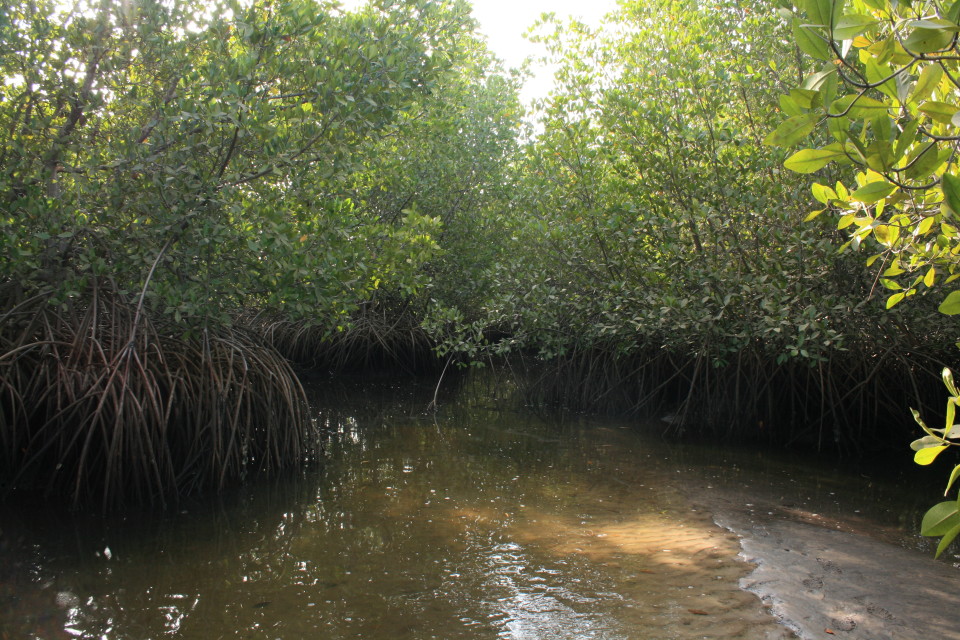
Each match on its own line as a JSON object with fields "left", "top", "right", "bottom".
{"left": 0, "top": 280, "right": 316, "bottom": 510}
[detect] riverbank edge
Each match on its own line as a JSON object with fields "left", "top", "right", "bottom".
{"left": 711, "top": 505, "right": 960, "bottom": 640}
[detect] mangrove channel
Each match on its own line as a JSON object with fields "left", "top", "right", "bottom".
{"left": 5, "top": 0, "right": 960, "bottom": 638}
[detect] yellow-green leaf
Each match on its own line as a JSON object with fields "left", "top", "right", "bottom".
{"left": 874, "top": 223, "right": 901, "bottom": 246}
{"left": 811, "top": 182, "right": 838, "bottom": 204}
{"left": 886, "top": 291, "right": 906, "bottom": 308}
{"left": 916, "top": 445, "right": 950, "bottom": 465}
{"left": 939, "top": 290, "right": 960, "bottom": 314}
{"left": 944, "top": 367, "right": 958, "bottom": 397}
{"left": 917, "top": 215, "right": 937, "bottom": 236}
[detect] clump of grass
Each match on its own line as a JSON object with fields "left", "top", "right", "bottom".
{"left": 0, "top": 279, "right": 316, "bottom": 510}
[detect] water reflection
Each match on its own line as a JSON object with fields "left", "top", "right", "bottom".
{"left": 0, "top": 373, "right": 933, "bottom": 639}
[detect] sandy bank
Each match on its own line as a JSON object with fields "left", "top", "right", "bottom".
{"left": 710, "top": 499, "right": 960, "bottom": 640}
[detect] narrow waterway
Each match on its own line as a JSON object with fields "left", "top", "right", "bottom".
{"left": 0, "top": 373, "right": 955, "bottom": 639}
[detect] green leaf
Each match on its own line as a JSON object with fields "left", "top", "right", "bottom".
{"left": 904, "top": 26, "right": 956, "bottom": 54}
{"left": 904, "top": 144, "right": 948, "bottom": 181}
{"left": 784, "top": 144, "right": 849, "bottom": 173}
{"left": 912, "top": 435, "right": 947, "bottom": 451}
{"left": 851, "top": 180, "right": 895, "bottom": 203}
{"left": 801, "top": 70, "right": 835, "bottom": 93}
{"left": 914, "top": 407, "right": 936, "bottom": 436}
{"left": 911, "top": 65, "right": 944, "bottom": 103}
{"left": 921, "top": 500, "right": 960, "bottom": 536}
{"left": 765, "top": 114, "right": 818, "bottom": 147}
{"left": 935, "top": 521, "right": 960, "bottom": 558}
{"left": 918, "top": 101, "right": 960, "bottom": 124}
{"left": 820, "top": 65, "right": 838, "bottom": 107}
{"left": 916, "top": 445, "right": 950, "bottom": 465}
{"left": 779, "top": 94, "right": 803, "bottom": 117}
{"left": 801, "top": 0, "right": 839, "bottom": 26}
{"left": 793, "top": 18, "right": 833, "bottom": 61}
{"left": 864, "top": 58, "right": 898, "bottom": 101}
{"left": 791, "top": 88, "right": 820, "bottom": 109}
{"left": 829, "top": 94, "right": 889, "bottom": 118}
{"left": 833, "top": 15, "right": 877, "bottom": 40}
{"left": 906, "top": 19, "right": 960, "bottom": 33}
{"left": 942, "top": 173, "right": 960, "bottom": 216}
{"left": 894, "top": 119, "right": 920, "bottom": 163}
{"left": 827, "top": 114, "right": 851, "bottom": 142}
{"left": 945, "top": 464, "right": 960, "bottom": 495}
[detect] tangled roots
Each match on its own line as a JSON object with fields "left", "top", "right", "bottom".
{"left": 0, "top": 280, "right": 316, "bottom": 510}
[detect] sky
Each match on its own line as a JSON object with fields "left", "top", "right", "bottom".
{"left": 340, "top": 0, "right": 621, "bottom": 102}
{"left": 470, "top": 0, "right": 618, "bottom": 102}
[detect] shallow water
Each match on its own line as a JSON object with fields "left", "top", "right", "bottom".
{"left": 0, "top": 374, "right": 944, "bottom": 639}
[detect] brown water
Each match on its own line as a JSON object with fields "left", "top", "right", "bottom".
{"left": 0, "top": 374, "right": 942, "bottom": 639}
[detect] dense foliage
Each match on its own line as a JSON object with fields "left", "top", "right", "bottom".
{"left": 773, "top": 0, "right": 960, "bottom": 556}
{"left": 0, "top": 0, "right": 463, "bottom": 322}
{"left": 2, "top": 0, "right": 957, "bottom": 507}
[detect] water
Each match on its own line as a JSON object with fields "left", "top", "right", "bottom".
{"left": 0, "top": 373, "right": 944, "bottom": 639}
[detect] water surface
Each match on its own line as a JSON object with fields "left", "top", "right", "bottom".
{"left": 0, "top": 374, "right": 942, "bottom": 639}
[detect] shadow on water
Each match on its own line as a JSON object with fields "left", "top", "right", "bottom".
{"left": 0, "top": 369, "right": 949, "bottom": 639}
